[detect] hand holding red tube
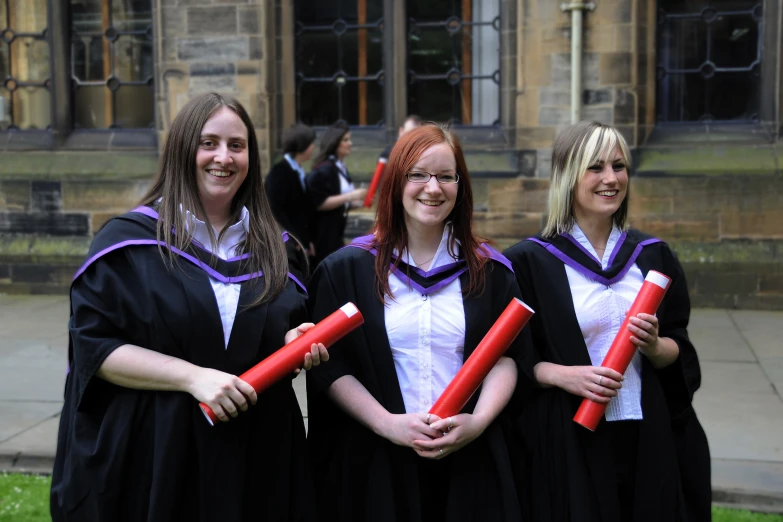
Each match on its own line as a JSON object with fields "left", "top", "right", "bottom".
{"left": 199, "top": 302, "right": 365, "bottom": 425}
{"left": 573, "top": 270, "right": 671, "bottom": 431}
{"left": 429, "top": 297, "right": 535, "bottom": 419}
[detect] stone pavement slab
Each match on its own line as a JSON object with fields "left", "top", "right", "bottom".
{"left": 689, "top": 309, "right": 783, "bottom": 508}
{"left": 694, "top": 361, "right": 783, "bottom": 463}
{"left": 731, "top": 310, "right": 783, "bottom": 401}
{"left": 687, "top": 309, "right": 757, "bottom": 363}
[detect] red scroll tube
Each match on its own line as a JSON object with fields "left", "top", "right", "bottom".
{"left": 573, "top": 270, "right": 672, "bottom": 431}
{"left": 200, "top": 302, "right": 365, "bottom": 425}
{"left": 429, "top": 298, "right": 535, "bottom": 419}
{"left": 363, "top": 158, "right": 387, "bottom": 208}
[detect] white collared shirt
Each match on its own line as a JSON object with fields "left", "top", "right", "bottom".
{"left": 564, "top": 223, "right": 645, "bottom": 421}
{"left": 335, "top": 159, "right": 355, "bottom": 211}
{"left": 283, "top": 153, "right": 306, "bottom": 191}
{"left": 186, "top": 207, "right": 250, "bottom": 350}
{"left": 384, "top": 226, "right": 466, "bottom": 414}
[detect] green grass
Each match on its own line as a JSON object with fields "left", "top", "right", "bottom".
{"left": 714, "top": 507, "right": 783, "bottom": 522}
{"left": 0, "top": 472, "right": 781, "bottom": 521}
{"left": 0, "top": 473, "right": 51, "bottom": 522}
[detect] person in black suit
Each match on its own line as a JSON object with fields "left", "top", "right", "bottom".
{"left": 265, "top": 124, "right": 317, "bottom": 253}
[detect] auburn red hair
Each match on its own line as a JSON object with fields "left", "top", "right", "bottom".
{"left": 371, "top": 124, "right": 488, "bottom": 301}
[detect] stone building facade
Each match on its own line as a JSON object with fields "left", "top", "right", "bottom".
{"left": 1, "top": 0, "right": 782, "bottom": 308}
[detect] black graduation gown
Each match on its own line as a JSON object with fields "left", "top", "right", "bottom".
{"left": 265, "top": 158, "right": 313, "bottom": 247}
{"left": 503, "top": 229, "right": 711, "bottom": 522}
{"left": 306, "top": 157, "right": 352, "bottom": 265}
{"left": 305, "top": 239, "right": 528, "bottom": 522}
{"left": 50, "top": 207, "right": 316, "bottom": 522}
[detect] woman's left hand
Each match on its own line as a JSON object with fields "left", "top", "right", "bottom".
{"left": 628, "top": 313, "right": 660, "bottom": 358}
{"left": 285, "top": 323, "right": 329, "bottom": 374}
{"left": 411, "top": 413, "right": 486, "bottom": 460}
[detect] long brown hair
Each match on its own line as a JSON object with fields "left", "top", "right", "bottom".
{"left": 312, "top": 122, "right": 349, "bottom": 166}
{"left": 139, "top": 93, "right": 288, "bottom": 305}
{"left": 371, "top": 124, "right": 488, "bottom": 301}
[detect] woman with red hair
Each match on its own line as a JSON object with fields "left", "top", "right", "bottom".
{"left": 306, "top": 124, "right": 527, "bottom": 522}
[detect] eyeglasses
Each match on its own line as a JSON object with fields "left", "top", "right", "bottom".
{"left": 405, "top": 171, "right": 460, "bottom": 184}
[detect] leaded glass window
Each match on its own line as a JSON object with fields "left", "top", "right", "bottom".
{"left": 70, "top": 0, "right": 154, "bottom": 129}
{"left": 0, "top": 0, "right": 51, "bottom": 130}
{"left": 657, "top": 0, "right": 763, "bottom": 123}
{"left": 293, "top": 0, "right": 501, "bottom": 127}
{"left": 407, "top": 0, "right": 500, "bottom": 125}
{"left": 295, "top": 0, "right": 385, "bottom": 126}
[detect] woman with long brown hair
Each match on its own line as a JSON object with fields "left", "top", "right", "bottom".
{"left": 50, "top": 93, "right": 326, "bottom": 521}
{"left": 306, "top": 124, "right": 527, "bottom": 522}
{"left": 306, "top": 122, "right": 367, "bottom": 264}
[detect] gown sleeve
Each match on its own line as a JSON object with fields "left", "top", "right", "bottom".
{"left": 306, "top": 163, "right": 337, "bottom": 210}
{"left": 285, "top": 232, "right": 311, "bottom": 285}
{"left": 503, "top": 243, "right": 546, "bottom": 383}
{"left": 491, "top": 260, "right": 531, "bottom": 364}
{"left": 305, "top": 256, "right": 358, "bottom": 395}
{"left": 653, "top": 244, "right": 702, "bottom": 418}
{"left": 265, "top": 163, "right": 297, "bottom": 235}
{"left": 70, "top": 249, "right": 146, "bottom": 413}
{"left": 491, "top": 260, "right": 536, "bottom": 411}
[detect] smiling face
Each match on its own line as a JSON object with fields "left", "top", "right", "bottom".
{"left": 195, "top": 106, "right": 249, "bottom": 222}
{"left": 402, "top": 143, "right": 459, "bottom": 233}
{"left": 573, "top": 145, "right": 628, "bottom": 224}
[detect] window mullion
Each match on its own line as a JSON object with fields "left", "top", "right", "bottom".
{"left": 383, "top": 0, "right": 405, "bottom": 138}
{"left": 50, "top": 0, "right": 72, "bottom": 145}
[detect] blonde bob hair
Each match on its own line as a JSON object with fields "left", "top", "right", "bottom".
{"left": 542, "top": 121, "right": 632, "bottom": 238}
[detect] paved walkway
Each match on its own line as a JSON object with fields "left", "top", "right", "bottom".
{"left": 1, "top": 295, "right": 782, "bottom": 511}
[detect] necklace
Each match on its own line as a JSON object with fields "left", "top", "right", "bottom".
{"left": 409, "top": 253, "right": 435, "bottom": 268}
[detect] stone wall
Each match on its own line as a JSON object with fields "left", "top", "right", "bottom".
{"left": 2, "top": 163, "right": 782, "bottom": 309}
{"left": 0, "top": 153, "right": 155, "bottom": 294}
{"left": 157, "top": 0, "right": 274, "bottom": 171}
{"left": 468, "top": 174, "right": 783, "bottom": 309}
{"left": 515, "top": 0, "right": 652, "bottom": 175}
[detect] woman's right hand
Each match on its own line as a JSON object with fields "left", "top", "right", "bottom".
{"left": 350, "top": 188, "right": 368, "bottom": 201}
{"left": 380, "top": 412, "right": 443, "bottom": 448}
{"left": 187, "top": 367, "right": 258, "bottom": 423}
{"left": 534, "top": 362, "right": 623, "bottom": 403}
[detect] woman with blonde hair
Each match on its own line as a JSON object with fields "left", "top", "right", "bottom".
{"left": 504, "top": 121, "right": 710, "bottom": 522}
{"left": 306, "top": 124, "right": 528, "bottom": 522}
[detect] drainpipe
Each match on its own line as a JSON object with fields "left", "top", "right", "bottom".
{"left": 561, "top": 2, "right": 595, "bottom": 123}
